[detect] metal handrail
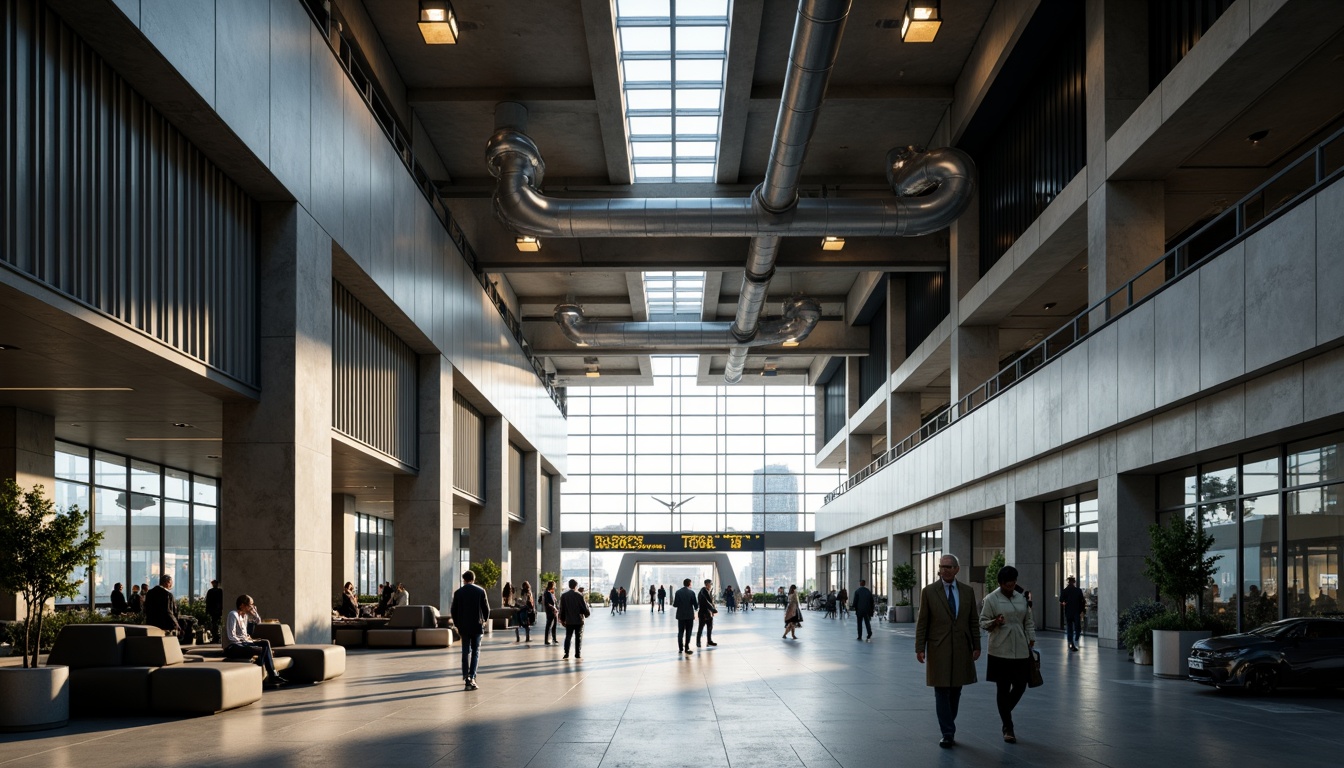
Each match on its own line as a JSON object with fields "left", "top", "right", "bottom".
{"left": 825, "top": 125, "right": 1344, "bottom": 506}
{"left": 297, "top": 2, "right": 565, "bottom": 416}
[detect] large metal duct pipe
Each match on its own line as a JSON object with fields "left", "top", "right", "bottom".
{"left": 554, "top": 296, "right": 822, "bottom": 351}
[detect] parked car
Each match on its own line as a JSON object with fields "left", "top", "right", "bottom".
{"left": 1187, "top": 617, "right": 1344, "bottom": 693}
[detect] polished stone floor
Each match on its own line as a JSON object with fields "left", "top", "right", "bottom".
{"left": 3, "top": 605, "right": 1343, "bottom": 767}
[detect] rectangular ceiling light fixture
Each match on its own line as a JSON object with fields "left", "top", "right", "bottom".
{"left": 615, "top": 0, "right": 730, "bottom": 183}
{"left": 821, "top": 236, "right": 845, "bottom": 251}
{"left": 418, "top": 0, "right": 460, "bottom": 44}
{"left": 901, "top": 0, "right": 942, "bottom": 43}
{"left": 515, "top": 235, "right": 542, "bottom": 251}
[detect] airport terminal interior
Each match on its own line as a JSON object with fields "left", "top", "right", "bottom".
{"left": 3, "top": 0, "right": 1344, "bottom": 764}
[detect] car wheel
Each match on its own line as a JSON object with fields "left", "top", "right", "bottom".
{"left": 1244, "top": 666, "right": 1278, "bottom": 695}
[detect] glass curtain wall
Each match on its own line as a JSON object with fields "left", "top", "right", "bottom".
{"left": 562, "top": 356, "right": 841, "bottom": 596}
{"left": 860, "top": 542, "right": 887, "bottom": 598}
{"left": 913, "top": 529, "right": 943, "bottom": 609}
{"left": 54, "top": 441, "right": 219, "bottom": 607}
{"left": 1154, "top": 431, "right": 1343, "bottom": 631}
{"left": 354, "top": 513, "right": 394, "bottom": 597}
{"left": 1044, "top": 492, "right": 1099, "bottom": 634}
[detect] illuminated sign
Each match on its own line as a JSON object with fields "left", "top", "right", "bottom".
{"left": 589, "top": 533, "right": 765, "bottom": 552}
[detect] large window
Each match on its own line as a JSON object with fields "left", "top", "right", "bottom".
{"left": 1045, "top": 493, "right": 1099, "bottom": 635}
{"left": 1154, "top": 432, "right": 1344, "bottom": 631}
{"left": 55, "top": 442, "right": 218, "bottom": 606}
{"left": 913, "top": 529, "right": 942, "bottom": 608}
{"left": 860, "top": 542, "right": 887, "bottom": 598}
{"left": 562, "top": 356, "right": 840, "bottom": 592}
{"left": 355, "top": 513, "right": 393, "bottom": 597}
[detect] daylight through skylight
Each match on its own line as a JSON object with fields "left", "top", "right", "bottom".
{"left": 642, "top": 271, "right": 707, "bottom": 318}
{"left": 614, "top": 0, "right": 729, "bottom": 183}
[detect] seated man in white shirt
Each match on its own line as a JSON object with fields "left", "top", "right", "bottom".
{"left": 223, "top": 594, "right": 287, "bottom": 687}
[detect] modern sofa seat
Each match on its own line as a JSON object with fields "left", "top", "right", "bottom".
{"left": 365, "top": 606, "right": 452, "bottom": 648}
{"left": 185, "top": 622, "right": 345, "bottom": 683}
{"left": 46, "top": 624, "right": 262, "bottom": 716}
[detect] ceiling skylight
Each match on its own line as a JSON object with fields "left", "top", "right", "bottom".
{"left": 614, "top": 0, "right": 729, "bottom": 183}
{"left": 642, "top": 271, "right": 707, "bottom": 318}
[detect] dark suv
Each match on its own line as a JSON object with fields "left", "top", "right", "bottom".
{"left": 1187, "top": 617, "right": 1344, "bottom": 693}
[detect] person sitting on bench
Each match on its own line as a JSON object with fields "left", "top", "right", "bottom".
{"left": 224, "top": 594, "right": 288, "bottom": 688}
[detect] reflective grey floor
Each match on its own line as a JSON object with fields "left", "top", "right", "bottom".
{"left": 3, "top": 605, "right": 1343, "bottom": 767}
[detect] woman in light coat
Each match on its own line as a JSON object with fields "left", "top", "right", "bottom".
{"left": 782, "top": 584, "right": 802, "bottom": 639}
{"left": 979, "top": 565, "right": 1036, "bottom": 744}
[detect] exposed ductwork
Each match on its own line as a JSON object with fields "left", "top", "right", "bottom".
{"left": 554, "top": 296, "right": 822, "bottom": 351}
{"left": 484, "top": 0, "right": 975, "bottom": 383}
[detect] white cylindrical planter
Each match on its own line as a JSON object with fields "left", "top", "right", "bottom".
{"left": 1152, "top": 629, "right": 1211, "bottom": 678}
{"left": 890, "top": 605, "right": 914, "bottom": 623}
{"left": 0, "top": 665, "right": 70, "bottom": 732}
{"left": 1133, "top": 646, "right": 1153, "bottom": 666}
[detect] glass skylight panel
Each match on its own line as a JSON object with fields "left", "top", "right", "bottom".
{"left": 615, "top": 0, "right": 729, "bottom": 184}
{"left": 642, "top": 271, "right": 706, "bottom": 318}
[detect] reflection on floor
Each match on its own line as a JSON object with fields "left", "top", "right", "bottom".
{"left": 3, "top": 605, "right": 1343, "bottom": 767}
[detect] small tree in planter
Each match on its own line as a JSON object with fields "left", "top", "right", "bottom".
{"left": 984, "top": 550, "right": 1005, "bottom": 592}
{"left": 1143, "top": 515, "right": 1220, "bottom": 620}
{"left": 0, "top": 480, "right": 102, "bottom": 668}
{"left": 540, "top": 571, "right": 560, "bottom": 587}
{"left": 471, "top": 557, "right": 502, "bottom": 592}
{"left": 890, "top": 563, "right": 916, "bottom": 606}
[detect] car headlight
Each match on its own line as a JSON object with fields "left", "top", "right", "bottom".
{"left": 1208, "top": 648, "right": 1247, "bottom": 660}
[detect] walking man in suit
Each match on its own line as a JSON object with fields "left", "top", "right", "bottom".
{"left": 915, "top": 554, "right": 981, "bottom": 748}
{"left": 450, "top": 570, "right": 491, "bottom": 690}
{"left": 1060, "top": 575, "right": 1086, "bottom": 651}
{"left": 852, "top": 579, "right": 875, "bottom": 641}
{"left": 672, "top": 578, "right": 697, "bottom": 655}
{"left": 696, "top": 578, "right": 719, "bottom": 647}
{"left": 558, "top": 579, "right": 590, "bottom": 660}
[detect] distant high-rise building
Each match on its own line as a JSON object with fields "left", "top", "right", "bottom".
{"left": 753, "top": 464, "right": 799, "bottom": 589}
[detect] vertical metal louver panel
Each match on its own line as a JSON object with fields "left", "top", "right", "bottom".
{"left": 821, "top": 365, "right": 846, "bottom": 445}
{"left": 1, "top": 0, "right": 257, "bottom": 385}
{"left": 1148, "top": 0, "right": 1235, "bottom": 92}
{"left": 332, "top": 282, "right": 418, "bottom": 465}
{"left": 905, "top": 272, "right": 950, "bottom": 354}
{"left": 975, "top": 6, "right": 1086, "bottom": 275}
{"left": 857, "top": 300, "right": 887, "bottom": 405}
{"left": 453, "top": 396, "right": 485, "bottom": 500}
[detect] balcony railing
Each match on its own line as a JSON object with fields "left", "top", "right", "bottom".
{"left": 298, "top": 1, "right": 564, "bottom": 416}
{"left": 825, "top": 125, "right": 1344, "bottom": 505}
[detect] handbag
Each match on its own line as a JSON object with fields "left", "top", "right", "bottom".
{"left": 1028, "top": 649, "right": 1044, "bottom": 688}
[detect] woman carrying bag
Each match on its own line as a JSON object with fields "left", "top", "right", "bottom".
{"left": 515, "top": 581, "right": 536, "bottom": 643}
{"left": 782, "top": 584, "right": 803, "bottom": 639}
{"left": 979, "top": 565, "right": 1036, "bottom": 744}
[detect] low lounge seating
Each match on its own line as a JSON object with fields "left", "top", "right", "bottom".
{"left": 47, "top": 624, "right": 262, "bottom": 716}
{"left": 184, "top": 623, "right": 345, "bottom": 684}
{"left": 365, "top": 606, "right": 452, "bottom": 648}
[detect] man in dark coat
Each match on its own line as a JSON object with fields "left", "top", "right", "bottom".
{"left": 558, "top": 579, "right": 591, "bottom": 660}
{"left": 672, "top": 578, "right": 697, "bottom": 655}
{"left": 205, "top": 579, "right": 224, "bottom": 640}
{"left": 657, "top": 584, "right": 666, "bottom": 612}
{"left": 110, "top": 583, "right": 128, "bottom": 615}
{"left": 696, "top": 578, "right": 718, "bottom": 647}
{"left": 852, "top": 578, "right": 876, "bottom": 641}
{"left": 1060, "top": 575, "right": 1086, "bottom": 651}
{"left": 144, "top": 574, "right": 188, "bottom": 635}
{"left": 450, "top": 570, "right": 491, "bottom": 690}
{"left": 915, "top": 554, "right": 981, "bottom": 748}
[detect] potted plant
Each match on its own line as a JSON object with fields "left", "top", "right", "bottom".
{"left": 1118, "top": 599, "right": 1167, "bottom": 665}
{"left": 470, "top": 557, "right": 503, "bottom": 631}
{"left": 0, "top": 480, "right": 102, "bottom": 731}
{"left": 889, "top": 562, "right": 916, "bottom": 623}
{"left": 540, "top": 571, "right": 560, "bottom": 588}
{"left": 1142, "top": 514, "right": 1221, "bottom": 678}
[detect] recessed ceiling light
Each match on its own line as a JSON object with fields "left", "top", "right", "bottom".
{"left": 1246, "top": 129, "right": 1270, "bottom": 145}
{"left": 0, "top": 344, "right": 20, "bottom": 351}
{"left": 1042, "top": 302, "right": 1057, "bottom": 310}
{"left": 173, "top": 422, "right": 195, "bottom": 428}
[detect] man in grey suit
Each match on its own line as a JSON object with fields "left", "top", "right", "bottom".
{"left": 450, "top": 570, "right": 491, "bottom": 690}
{"left": 672, "top": 578, "right": 697, "bottom": 655}
{"left": 915, "top": 554, "right": 981, "bottom": 748}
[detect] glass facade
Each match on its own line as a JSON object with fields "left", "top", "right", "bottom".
{"left": 1156, "top": 431, "right": 1344, "bottom": 631}
{"left": 1045, "top": 492, "right": 1099, "bottom": 635}
{"left": 913, "top": 529, "right": 943, "bottom": 607}
{"left": 354, "top": 513, "right": 394, "bottom": 597}
{"left": 859, "top": 542, "right": 887, "bottom": 598}
{"left": 562, "top": 356, "right": 839, "bottom": 595}
{"left": 55, "top": 441, "right": 218, "bottom": 606}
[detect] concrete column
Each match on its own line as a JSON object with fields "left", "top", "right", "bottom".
{"left": 1007, "top": 501, "right": 1047, "bottom": 631}
{"left": 470, "top": 416, "right": 511, "bottom": 607}
{"left": 951, "top": 326, "right": 998, "bottom": 410}
{"left": 949, "top": 194, "right": 980, "bottom": 301}
{"left": 889, "top": 392, "right": 921, "bottom": 449}
{"left": 889, "top": 532, "right": 912, "bottom": 603}
{"left": 844, "top": 357, "right": 862, "bottom": 418}
{"left": 846, "top": 434, "right": 872, "bottom": 478}
{"left": 331, "top": 494, "right": 356, "bottom": 598}
{"left": 845, "top": 544, "right": 864, "bottom": 593}
{"left": 1085, "top": 0, "right": 1150, "bottom": 191}
{"left": 510, "top": 451, "right": 542, "bottom": 592}
{"left": 221, "top": 204, "right": 332, "bottom": 644}
{"left": 815, "top": 554, "right": 829, "bottom": 592}
{"left": 1098, "top": 472, "right": 1155, "bottom": 647}
{"left": 1087, "top": 180, "right": 1165, "bottom": 309}
{"left": 541, "top": 476, "right": 562, "bottom": 582}
{"left": 942, "top": 517, "right": 973, "bottom": 573}
{"left": 393, "top": 355, "right": 455, "bottom": 611}
{"left": 0, "top": 407, "right": 56, "bottom": 620}
{"left": 887, "top": 277, "right": 908, "bottom": 373}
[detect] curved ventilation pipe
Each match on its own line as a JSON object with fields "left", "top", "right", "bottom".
{"left": 486, "top": 0, "right": 975, "bottom": 383}
{"left": 554, "top": 296, "right": 822, "bottom": 352}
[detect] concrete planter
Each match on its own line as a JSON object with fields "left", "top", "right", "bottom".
{"left": 888, "top": 605, "right": 914, "bottom": 623}
{"left": 1133, "top": 645, "right": 1153, "bottom": 666}
{"left": 1152, "top": 629, "right": 1211, "bottom": 678}
{"left": 0, "top": 665, "right": 69, "bottom": 732}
